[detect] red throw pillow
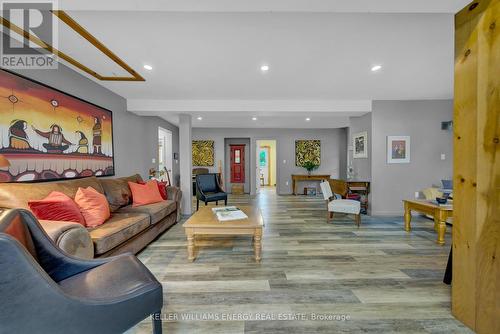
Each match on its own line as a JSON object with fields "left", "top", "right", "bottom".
{"left": 137, "top": 180, "right": 168, "bottom": 200}
{"left": 74, "top": 187, "right": 111, "bottom": 228}
{"left": 128, "top": 180, "right": 164, "bottom": 207}
{"left": 157, "top": 181, "right": 168, "bottom": 200}
{"left": 28, "top": 191, "right": 86, "bottom": 226}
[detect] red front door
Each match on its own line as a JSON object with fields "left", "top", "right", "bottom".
{"left": 230, "top": 144, "right": 245, "bottom": 183}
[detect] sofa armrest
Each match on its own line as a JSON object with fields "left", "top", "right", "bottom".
{"left": 166, "top": 186, "right": 182, "bottom": 221}
{"left": 38, "top": 220, "right": 94, "bottom": 259}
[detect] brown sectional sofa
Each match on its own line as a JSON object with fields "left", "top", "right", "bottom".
{"left": 0, "top": 174, "right": 181, "bottom": 259}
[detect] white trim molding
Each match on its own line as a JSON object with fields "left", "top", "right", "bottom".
{"left": 127, "top": 99, "right": 372, "bottom": 113}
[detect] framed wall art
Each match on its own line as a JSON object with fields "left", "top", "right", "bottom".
{"left": 387, "top": 136, "right": 410, "bottom": 164}
{"left": 353, "top": 131, "right": 368, "bottom": 158}
{"left": 0, "top": 69, "right": 114, "bottom": 182}
{"left": 295, "top": 139, "right": 321, "bottom": 166}
{"left": 192, "top": 140, "right": 214, "bottom": 166}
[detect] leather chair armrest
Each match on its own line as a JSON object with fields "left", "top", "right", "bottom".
{"left": 195, "top": 181, "right": 206, "bottom": 200}
{"left": 0, "top": 234, "right": 66, "bottom": 303}
{"left": 38, "top": 220, "right": 94, "bottom": 260}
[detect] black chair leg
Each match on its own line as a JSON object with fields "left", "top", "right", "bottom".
{"left": 224, "top": 199, "right": 227, "bottom": 205}
{"left": 196, "top": 200, "right": 199, "bottom": 211}
{"left": 205, "top": 201, "right": 208, "bottom": 206}
{"left": 216, "top": 201, "right": 218, "bottom": 205}
{"left": 152, "top": 312, "right": 162, "bottom": 334}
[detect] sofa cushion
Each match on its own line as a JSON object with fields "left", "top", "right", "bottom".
{"left": 118, "top": 200, "right": 176, "bottom": 224}
{"left": 98, "top": 174, "right": 143, "bottom": 211}
{"left": 203, "top": 192, "right": 227, "bottom": 202}
{"left": 0, "top": 176, "right": 104, "bottom": 210}
{"left": 99, "top": 179, "right": 131, "bottom": 212}
{"left": 328, "top": 199, "right": 361, "bottom": 215}
{"left": 88, "top": 213, "right": 150, "bottom": 255}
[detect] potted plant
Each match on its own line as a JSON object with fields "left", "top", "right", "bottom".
{"left": 302, "top": 161, "right": 319, "bottom": 175}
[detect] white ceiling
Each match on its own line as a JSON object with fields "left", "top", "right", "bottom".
{"left": 47, "top": 1, "right": 465, "bottom": 127}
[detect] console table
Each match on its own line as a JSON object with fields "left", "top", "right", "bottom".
{"left": 291, "top": 174, "right": 330, "bottom": 195}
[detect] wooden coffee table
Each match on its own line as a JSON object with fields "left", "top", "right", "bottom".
{"left": 403, "top": 199, "right": 453, "bottom": 245}
{"left": 183, "top": 206, "right": 264, "bottom": 262}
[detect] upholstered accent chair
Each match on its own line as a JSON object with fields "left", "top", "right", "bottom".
{"left": 195, "top": 173, "right": 227, "bottom": 210}
{"left": 192, "top": 168, "right": 210, "bottom": 194}
{"left": 320, "top": 180, "right": 361, "bottom": 227}
{"left": 0, "top": 209, "right": 163, "bottom": 334}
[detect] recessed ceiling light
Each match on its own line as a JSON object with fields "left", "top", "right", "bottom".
{"left": 305, "top": 117, "right": 311, "bottom": 121}
{"left": 260, "top": 65, "right": 269, "bottom": 72}
{"left": 371, "top": 65, "right": 382, "bottom": 72}
{"left": 197, "top": 116, "right": 203, "bottom": 121}
{"left": 143, "top": 64, "right": 153, "bottom": 70}
{"left": 252, "top": 117, "right": 257, "bottom": 121}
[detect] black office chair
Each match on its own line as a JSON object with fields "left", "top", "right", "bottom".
{"left": 195, "top": 173, "right": 228, "bottom": 210}
{"left": 0, "top": 209, "right": 163, "bottom": 334}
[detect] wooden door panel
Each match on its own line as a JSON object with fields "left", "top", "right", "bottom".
{"left": 230, "top": 145, "right": 245, "bottom": 183}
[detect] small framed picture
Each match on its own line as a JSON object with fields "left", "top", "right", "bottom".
{"left": 353, "top": 132, "right": 368, "bottom": 158}
{"left": 387, "top": 136, "right": 410, "bottom": 163}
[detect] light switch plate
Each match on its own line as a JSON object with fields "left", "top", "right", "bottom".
{"left": 440, "top": 153, "right": 446, "bottom": 160}
{"left": 152, "top": 158, "right": 156, "bottom": 163}
{"left": 283, "top": 160, "right": 286, "bottom": 164}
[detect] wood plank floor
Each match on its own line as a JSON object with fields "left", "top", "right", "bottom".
{"left": 130, "top": 188, "right": 471, "bottom": 334}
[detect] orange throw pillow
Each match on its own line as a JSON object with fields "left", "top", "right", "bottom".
{"left": 74, "top": 186, "right": 110, "bottom": 228}
{"left": 128, "top": 180, "right": 164, "bottom": 207}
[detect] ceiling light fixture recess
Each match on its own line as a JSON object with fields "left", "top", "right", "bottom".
{"left": 371, "top": 65, "right": 382, "bottom": 72}
{"left": 197, "top": 116, "right": 203, "bottom": 120}
{"left": 305, "top": 117, "right": 311, "bottom": 121}
{"left": 143, "top": 64, "right": 153, "bottom": 70}
{"left": 260, "top": 65, "right": 269, "bottom": 72}
{"left": 252, "top": 117, "right": 257, "bottom": 121}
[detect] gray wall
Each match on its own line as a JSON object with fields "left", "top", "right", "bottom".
{"left": 348, "top": 113, "right": 372, "bottom": 181}
{"left": 338, "top": 128, "right": 348, "bottom": 180}
{"left": 10, "top": 66, "right": 180, "bottom": 184}
{"left": 371, "top": 100, "right": 453, "bottom": 215}
{"left": 224, "top": 138, "right": 251, "bottom": 193}
{"left": 192, "top": 128, "right": 345, "bottom": 195}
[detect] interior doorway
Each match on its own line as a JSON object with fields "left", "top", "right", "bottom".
{"left": 256, "top": 139, "right": 277, "bottom": 194}
{"left": 158, "top": 127, "right": 173, "bottom": 184}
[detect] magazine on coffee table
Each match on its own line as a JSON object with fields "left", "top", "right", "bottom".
{"left": 212, "top": 206, "right": 248, "bottom": 221}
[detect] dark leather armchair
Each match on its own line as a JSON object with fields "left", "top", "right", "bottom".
{"left": 195, "top": 173, "right": 227, "bottom": 210}
{"left": 0, "top": 209, "right": 163, "bottom": 334}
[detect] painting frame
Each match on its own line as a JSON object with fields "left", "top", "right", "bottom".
{"left": 0, "top": 69, "right": 115, "bottom": 183}
{"left": 387, "top": 136, "right": 410, "bottom": 164}
{"left": 295, "top": 139, "right": 321, "bottom": 167}
{"left": 353, "top": 131, "right": 368, "bottom": 159}
{"left": 192, "top": 140, "right": 215, "bottom": 166}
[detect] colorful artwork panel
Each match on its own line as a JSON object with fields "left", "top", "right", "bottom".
{"left": 0, "top": 70, "right": 114, "bottom": 182}
{"left": 192, "top": 140, "right": 214, "bottom": 166}
{"left": 295, "top": 140, "right": 321, "bottom": 167}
